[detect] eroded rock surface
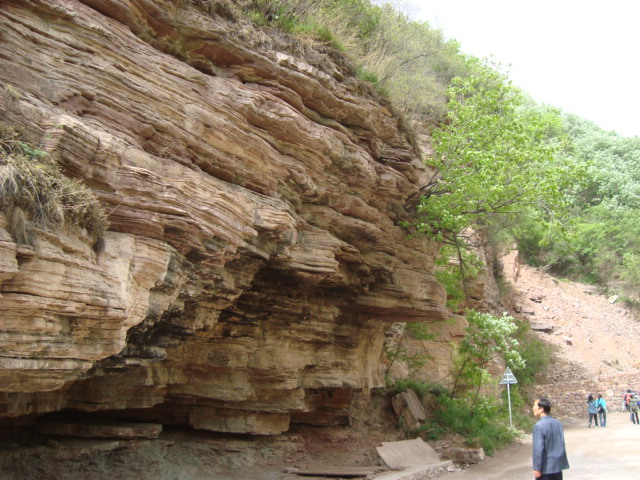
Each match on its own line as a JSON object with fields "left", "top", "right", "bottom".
{"left": 0, "top": 0, "right": 454, "bottom": 434}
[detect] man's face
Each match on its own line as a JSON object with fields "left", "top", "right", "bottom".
{"left": 532, "top": 400, "right": 543, "bottom": 418}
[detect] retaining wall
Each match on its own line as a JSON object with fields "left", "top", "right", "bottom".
{"left": 527, "top": 372, "right": 640, "bottom": 419}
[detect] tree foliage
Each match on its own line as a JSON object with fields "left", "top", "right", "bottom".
{"left": 451, "top": 310, "right": 524, "bottom": 396}
{"left": 563, "top": 114, "right": 640, "bottom": 209}
{"left": 515, "top": 114, "right": 640, "bottom": 303}
{"left": 416, "top": 61, "right": 577, "bottom": 249}
{"left": 407, "top": 61, "right": 582, "bottom": 300}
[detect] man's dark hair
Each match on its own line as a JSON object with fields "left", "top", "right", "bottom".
{"left": 537, "top": 398, "right": 552, "bottom": 414}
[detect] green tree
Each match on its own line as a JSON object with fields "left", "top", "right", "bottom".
{"left": 562, "top": 114, "right": 640, "bottom": 209}
{"left": 451, "top": 310, "right": 524, "bottom": 400}
{"left": 414, "top": 60, "right": 578, "bottom": 295}
{"left": 417, "top": 61, "right": 574, "bottom": 242}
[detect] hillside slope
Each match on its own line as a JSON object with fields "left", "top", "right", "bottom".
{"left": 504, "top": 250, "right": 640, "bottom": 383}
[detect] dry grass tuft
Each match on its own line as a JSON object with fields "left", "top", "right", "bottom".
{"left": 0, "top": 122, "right": 109, "bottom": 245}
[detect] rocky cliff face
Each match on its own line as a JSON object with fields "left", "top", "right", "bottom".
{"left": 0, "top": 0, "right": 458, "bottom": 435}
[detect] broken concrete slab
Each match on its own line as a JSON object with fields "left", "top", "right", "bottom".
{"left": 376, "top": 438, "right": 441, "bottom": 469}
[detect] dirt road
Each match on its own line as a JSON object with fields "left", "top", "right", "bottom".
{"left": 443, "top": 412, "right": 640, "bottom": 479}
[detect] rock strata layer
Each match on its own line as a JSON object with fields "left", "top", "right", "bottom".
{"left": 0, "top": 0, "right": 455, "bottom": 434}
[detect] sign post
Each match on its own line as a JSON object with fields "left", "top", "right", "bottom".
{"left": 499, "top": 367, "right": 518, "bottom": 429}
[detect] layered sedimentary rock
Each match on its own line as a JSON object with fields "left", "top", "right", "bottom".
{"left": 0, "top": 0, "right": 456, "bottom": 434}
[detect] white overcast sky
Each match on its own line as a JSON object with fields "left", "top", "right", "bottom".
{"left": 391, "top": 0, "right": 640, "bottom": 137}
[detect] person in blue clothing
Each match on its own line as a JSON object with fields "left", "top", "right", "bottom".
{"left": 532, "top": 397, "right": 570, "bottom": 480}
{"left": 587, "top": 394, "right": 598, "bottom": 427}
{"left": 595, "top": 393, "right": 607, "bottom": 427}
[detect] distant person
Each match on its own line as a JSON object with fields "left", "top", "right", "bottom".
{"left": 630, "top": 393, "right": 640, "bottom": 424}
{"left": 624, "top": 388, "right": 633, "bottom": 412}
{"left": 587, "top": 394, "right": 598, "bottom": 427}
{"left": 595, "top": 393, "right": 607, "bottom": 427}
{"left": 532, "top": 397, "right": 570, "bottom": 479}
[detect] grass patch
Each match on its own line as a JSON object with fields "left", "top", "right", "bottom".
{"left": 390, "top": 378, "right": 431, "bottom": 397}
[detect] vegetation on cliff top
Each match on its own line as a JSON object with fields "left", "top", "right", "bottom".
{"left": 190, "top": 0, "right": 471, "bottom": 125}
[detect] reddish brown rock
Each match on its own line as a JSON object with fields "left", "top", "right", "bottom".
{"left": 0, "top": 0, "right": 450, "bottom": 434}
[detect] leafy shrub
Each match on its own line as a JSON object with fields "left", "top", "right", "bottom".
{"left": 500, "top": 385, "right": 534, "bottom": 431}
{"left": 387, "top": 309, "right": 531, "bottom": 455}
{"left": 510, "top": 319, "right": 556, "bottom": 385}
{"left": 388, "top": 381, "right": 526, "bottom": 454}
{"left": 390, "top": 378, "right": 431, "bottom": 397}
{"left": 416, "top": 419, "right": 446, "bottom": 440}
{"left": 355, "top": 64, "right": 378, "bottom": 84}
{"left": 420, "top": 391, "right": 516, "bottom": 455}
{"left": 434, "top": 245, "right": 482, "bottom": 311}
{"left": 451, "top": 310, "right": 524, "bottom": 396}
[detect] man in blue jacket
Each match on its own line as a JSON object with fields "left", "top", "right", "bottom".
{"left": 532, "top": 397, "right": 570, "bottom": 479}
